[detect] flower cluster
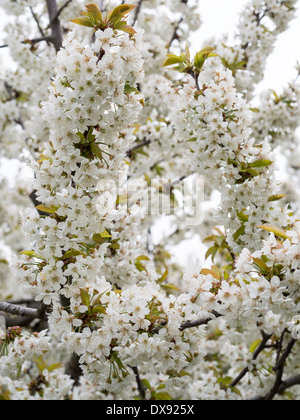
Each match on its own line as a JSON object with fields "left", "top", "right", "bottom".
{"left": 164, "top": 66, "right": 292, "bottom": 251}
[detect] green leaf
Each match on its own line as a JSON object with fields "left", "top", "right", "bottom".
{"left": 90, "top": 143, "right": 103, "bottom": 160}
{"left": 205, "top": 246, "right": 219, "bottom": 262}
{"left": 268, "top": 194, "right": 286, "bottom": 202}
{"left": 257, "top": 224, "right": 292, "bottom": 241}
{"left": 124, "top": 83, "right": 139, "bottom": 95}
{"left": 20, "top": 250, "right": 45, "bottom": 260}
{"left": 249, "top": 159, "right": 273, "bottom": 168}
{"left": 237, "top": 210, "right": 249, "bottom": 223}
{"left": 80, "top": 289, "right": 90, "bottom": 307}
{"left": 114, "top": 21, "right": 136, "bottom": 34}
{"left": 250, "top": 339, "right": 262, "bottom": 354}
{"left": 92, "top": 305, "right": 106, "bottom": 314}
{"left": 200, "top": 268, "right": 220, "bottom": 281}
{"left": 20, "top": 250, "right": 36, "bottom": 257}
{"left": 85, "top": 3, "right": 102, "bottom": 21}
{"left": 142, "top": 379, "right": 152, "bottom": 391}
{"left": 153, "top": 392, "right": 172, "bottom": 401}
{"left": 70, "top": 17, "right": 95, "bottom": 27}
{"left": 253, "top": 257, "right": 270, "bottom": 275}
{"left": 233, "top": 225, "right": 246, "bottom": 242}
{"left": 194, "top": 47, "right": 217, "bottom": 70}
{"left": 157, "top": 268, "right": 169, "bottom": 284}
{"left": 136, "top": 255, "right": 150, "bottom": 262}
{"left": 161, "top": 284, "right": 180, "bottom": 292}
{"left": 62, "top": 249, "right": 84, "bottom": 260}
{"left": 245, "top": 168, "right": 260, "bottom": 177}
{"left": 100, "top": 230, "right": 112, "bottom": 239}
{"left": 135, "top": 261, "right": 147, "bottom": 273}
{"left": 161, "top": 54, "right": 186, "bottom": 68}
{"left": 107, "top": 4, "right": 136, "bottom": 26}
{"left": 217, "top": 376, "right": 232, "bottom": 386}
{"left": 36, "top": 204, "right": 58, "bottom": 214}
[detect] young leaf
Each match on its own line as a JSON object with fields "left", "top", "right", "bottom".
{"left": 205, "top": 246, "right": 219, "bottom": 262}
{"left": 114, "top": 21, "right": 136, "bottom": 34}
{"left": 249, "top": 159, "right": 273, "bottom": 168}
{"left": 135, "top": 261, "right": 147, "bottom": 273}
{"left": 85, "top": 3, "right": 102, "bottom": 21}
{"left": 161, "top": 55, "right": 186, "bottom": 68}
{"left": 268, "top": 194, "right": 286, "bottom": 202}
{"left": 245, "top": 168, "right": 260, "bottom": 177}
{"left": 92, "top": 305, "right": 106, "bottom": 314}
{"left": 194, "top": 47, "right": 217, "bottom": 70}
{"left": 100, "top": 230, "right": 112, "bottom": 239}
{"left": 124, "top": 83, "right": 139, "bottom": 94}
{"left": 36, "top": 204, "right": 58, "bottom": 214}
{"left": 62, "top": 249, "right": 84, "bottom": 260}
{"left": 136, "top": 255, "right": 150, "bottom": 262}
{"left": 161, "top": 284, "right": 180, "bottom": 292}
{"left": 233, "top": 225, "right": 245, "bottom": 242}
{"left": 253, "top": 257, "right": 270, "bottom": 275}
{"left": 70, "top": 17, "right": 95, "bottom": 27}
{"left": 80, "top": 289, "right": 90, "bottom": 307}
{"left": 200, "top": 268, "right": 220, "bottom": 281}
{"left": 91, "top": 143, "right": 104, "bottom": 160}
{"left": 249, "top": 339, "right": 262, "bottom": 354}
{"left": 257, "top": 224, "right": 292, "bottom": 241}
{"left": 157, "top": 268, "right": 169, "bottom": 284}
{"left": 107, "top": 4, "right": 136, "bottom": 25}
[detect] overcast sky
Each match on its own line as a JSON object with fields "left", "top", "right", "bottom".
{"left": 192, "top": 0, "right": 300, "bottom": 92}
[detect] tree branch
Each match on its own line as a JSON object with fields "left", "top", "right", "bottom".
{"left": 126, "top": 138, "right": 152, "bottom": 157}
{"left": 0, "top": 36, "right": 53, "bottom": 50}
{"left": 179, "top": 310, "right": 222, "bottom": 331}
{"left": 131, "top": 366, "right": 146, "bottom": 399}
{"left": 51, "top": 0, "right": 73, "bottom": 23}
{"left": 230, "top": 331, "right": 272, "bottom": 388}
{"left": 133, "top": 0, "right": 144, "bottom": 25}
{"left": 46, "top": 0, "right": 63, "bottom": 53}
{"left": 264, "top": 336, "right": 297, "bottom": 400}
{"left": 29, "top": 5, "right": 49, "bottom": 45}
{"left": 279, "top": 374, "right": 300, "bottom": 394}
{"left": 0, "top": 302, "right": 49, "bottom": 321}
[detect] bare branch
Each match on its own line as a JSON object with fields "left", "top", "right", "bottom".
{"left": 46, "top": 0, "right": 63, "bottom": 52}
{"left": 126, "top": 138, "right": 152, "bottom": 157}
{"left": 133, "top": 0, "right": 144, "bottom": 25}
{"left": 179, "top": 311, "right": 222, "bottom": 331}
{"left": 0, "top": 36, "right": 53, "bottom": 50}
{"left": 52, "top": 0, "right": 73, "bottom": 23}
{"left": 0, "top": 301, "right": 49, "bottom": 321}
{"left": 131, "top": 366, "right": 146, "bottom": 399}
{"left": 264, "top": 336, "right": 297, "bottom": 400}
{"left": 279, "top": 374, "right": 300, "bottom": 394}
{"left": 230, "top": 331, "right": 272, "bottom": 388}
{"left": 29, "top": 5, "right": 49, "bottom": 45}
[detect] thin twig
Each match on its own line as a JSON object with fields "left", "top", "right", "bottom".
{"left": 230, "top": 331, "right": 272, "bottom": 388}
{"left": 179, "top": 311, "right": 222, "bottom": 331}
{"left": 0, "top": 36, "right": 52, "bottom": 49}
{"left": 51, "top": 0, "right": 73, "bottom": 23}
{"left": 126, "top": 138, "right": 152, "bottom": 157}
{"left": 29, "top": 5, "right": 50, "bottom": 46}
{"left": 131, "top": 366, "right": 146, "bottom": 399}
{"left": 133, "top": 0, "right": 144, "bottom": 25}
{"left": 264, "top": 336, "right": 297, "bottom": 400}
